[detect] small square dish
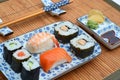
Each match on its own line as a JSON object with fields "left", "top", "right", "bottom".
{"left": 77, "top": 14, "right": 120, "bottom": 50}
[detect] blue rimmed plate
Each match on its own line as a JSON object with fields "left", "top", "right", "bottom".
{"left": 0, "top": 21, "right": 101, "bottom": 80}
{"left": 77, "top": 15, "right": 120, "bottom": 49}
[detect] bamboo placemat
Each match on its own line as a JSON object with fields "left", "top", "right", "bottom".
{"left": 0, "top": 0, "right": 120, "bottom": 80}
{"left": 0, "top": 0, "right": 42, "bottom": 25}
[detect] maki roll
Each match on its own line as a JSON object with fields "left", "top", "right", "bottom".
{"left": 21, "top": 57, "right": 40, "bottom": 80}
{"left": 54, "top": 21, "right": 79, "bottom": 43}
{"left": 3, "top": 40, "right": 22, "bottom": 64}
{"left": 25, "top": 32, "right": 59, "bottom": 54}
{"left": 70, "top": 34, "right": 95, "bottom": 58}
{"left": 40, "top": 48, "right": 72, "bottom": 72}
{"left": 11, "top": 49, "right": 31, "bottom": 73}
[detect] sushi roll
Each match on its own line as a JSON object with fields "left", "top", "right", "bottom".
{"left": 54, "top": 21, "right": 79, "bottom": 43}
{"left": 21, "top": 57, "right": 40, "bottom": 80}
{"left": 40, "top": 48, "right": 72, "bottom": 72}
{"left": 25, "top": 32, "right": 59, "bottom": 54}
{"left": 3, "top": 40, "right": 22, "bottom": 64}
{"left": 11, "top": 49, "right": 31, "bottom": 73}
{"left": 70, "top": 34, "right": 95, "bottom": 58}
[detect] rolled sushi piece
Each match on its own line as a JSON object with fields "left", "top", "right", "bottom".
{"left": 11, "top": 49, "right": 31, "bottom": 73}
{"left": 21, "top": 57, "right": 40, "bottom": 80}
{"left": 54, "top": 21, "right": 79, "bottom": 43}
{"left": 25, "top": 32, "right": 59, "bottom": 54}
{"left": 70, "top": 34, "right": 95, "bottom": 58}
{"left": 3, "top": 40, "right": 22, "bottom": 64}
{"left": 40, "top": 48, "right": 72, "bottom": 72}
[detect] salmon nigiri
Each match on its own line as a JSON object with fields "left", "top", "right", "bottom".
{"left": 40, "top": 48, "right": 72, "bottom": 72}
{"left": 25, "top": 32, "right": 59, "bottom": 53}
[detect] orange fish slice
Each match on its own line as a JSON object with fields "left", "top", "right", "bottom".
{"left": 40, "top": 48, "right": 72, "bottom": 72}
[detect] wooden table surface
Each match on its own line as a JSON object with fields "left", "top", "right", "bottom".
{"left": 0, "top": 0, "right": 120, "bottom": 80}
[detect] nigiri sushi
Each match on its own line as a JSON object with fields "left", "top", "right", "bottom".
{"left": 25, "top": 32, "right": 59, "bottom": 54}
{"left": 40, "top": 48, "right": 72, "bottom": 72}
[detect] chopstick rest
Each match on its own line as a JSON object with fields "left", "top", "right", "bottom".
{"left": 41, "top": 0, "right": 66, "bottom": 16}
{"left": 0, "top": 19, "right": 13, "bottom": 36}
{"left": 0, "top": 26, "right": 13, "bottom": 36}
{"left": 43, "top": 0, "right": 70, "bottom": 12}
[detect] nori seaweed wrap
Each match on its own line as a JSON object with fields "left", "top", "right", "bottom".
{"left": 3, "top": 40, "right": 22, "bottom": 64}
{"left": 21, "top": 57, "right": 40, "bottom": 80}
{"left": 70, "top": 34, "right": 95, "bottom": 58}
{"left": 54, "top": 21, "right": 79, "bottom": 43}
{"left": 11, "top": 49, "right": 31, "bottom": 73}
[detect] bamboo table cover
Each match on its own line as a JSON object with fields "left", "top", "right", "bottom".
{"left": 0, "top": 0, "right": 120, "bottom": 80}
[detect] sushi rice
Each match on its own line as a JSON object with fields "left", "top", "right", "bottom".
{"left": 3, "top": 40, "right": 22, "bottom": 64}
{"left": 13, "top": 49, "right": 31, "bottom": 60}
{"left": 54, "top": 21, "right": 79, "bottom": 43}
{"left": 70, "top": 35, "right": 95, "bottom": 50}
{"left": 4, "top": 40, "right": 22, "bottom": 51}
{"left": 22, "top": 57, "right": 40, "bottom": 71}
{"left": 54, "top": 21, "right": 78, "bottom": 36}
{"left": 25, "top": 32, "right": 59, "bottom": 54}
{"left": 21, "top": 57, "right": 40, "bottom": 80}
{"left": 70, "top": 34, "right": 95, "bottom": 58}
{"left": 11, "top": 49, "right": 31, "bottom": 73}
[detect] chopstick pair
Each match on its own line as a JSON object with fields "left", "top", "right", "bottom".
{"left": 0, "top": 0, "right": 73, "bottom": 36}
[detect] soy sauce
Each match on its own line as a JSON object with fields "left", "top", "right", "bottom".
{"left": 101, "top": 30, "right": 120, "bottom": 45}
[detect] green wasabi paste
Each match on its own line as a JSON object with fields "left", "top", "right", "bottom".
{"left": 87, "top": 20, "right": 98, "bottom": 29}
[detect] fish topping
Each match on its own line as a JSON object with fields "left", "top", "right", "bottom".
{"left": 60, "top": 26, "right": 68, "bottom": 31}
{"left": 18, "top": 51, "right": 25, "bottom": 57}
{"left": 78, "top": 39, "right": 86, "bottom": 45}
